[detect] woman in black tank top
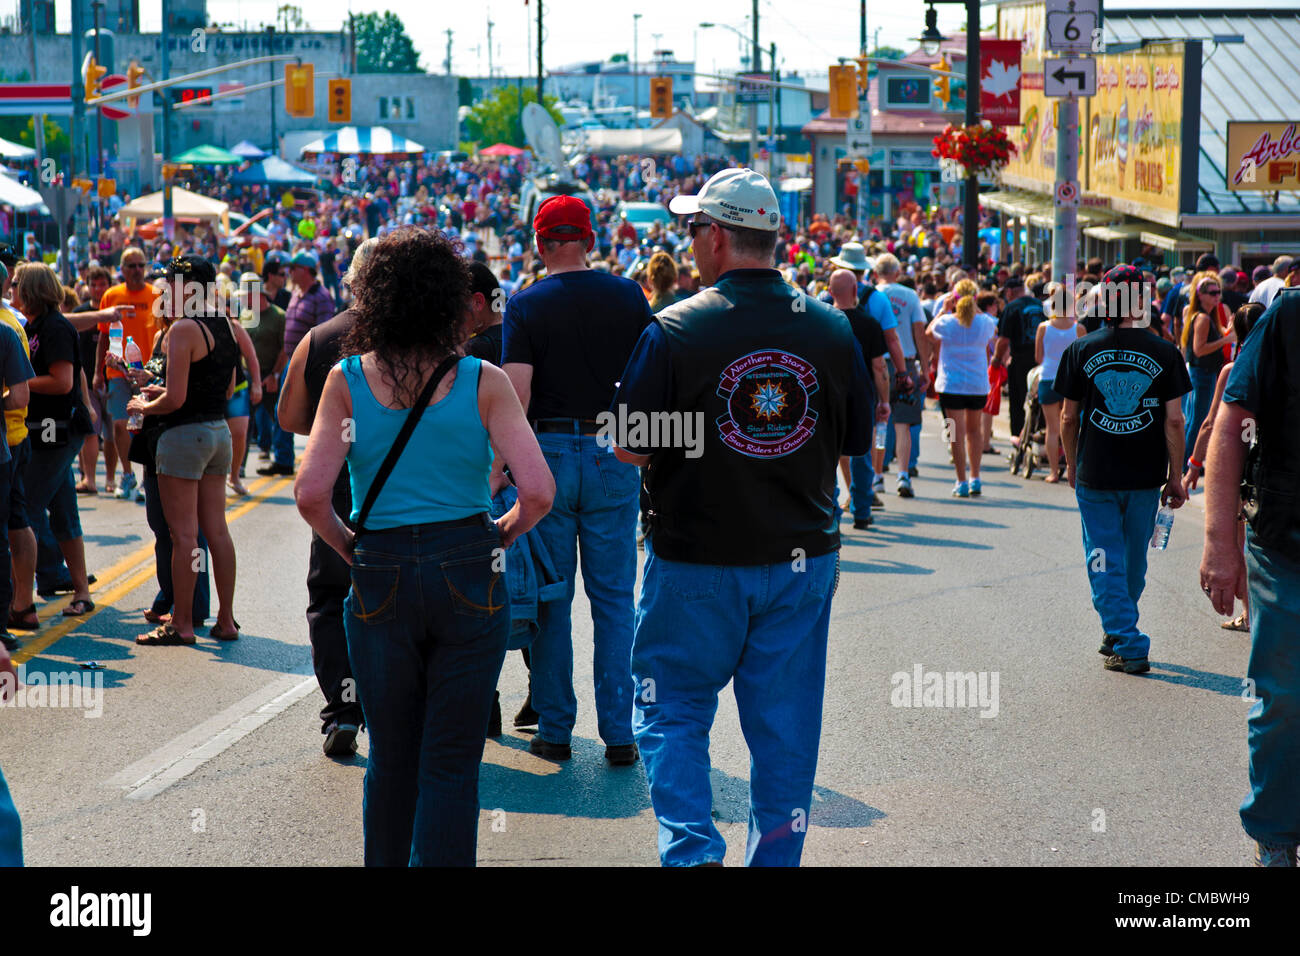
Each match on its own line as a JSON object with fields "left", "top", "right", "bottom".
{"left": 127, "top": 256, "right": 243, "bottom": 646}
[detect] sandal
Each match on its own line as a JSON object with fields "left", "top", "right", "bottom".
{"left": 209, "top": 619, "right": 241, "bottom": 641}
{"left": 8, "top": 604, "right": 39, "bottom": 631}
{"left": 143, "top": 609, "right": 172, "bottom": 624}
{"left": 76, "top": 481, "right": 98, "bottom": 495}
{"left": 63, "top": 598, "right": 95, "bottom": 617}
{"left": 136, "top": 623, "right": 195, "bottom": 646}
{"left": 104, "top": 481, "right": 116, "bottom": 496}
{"left": 1221, "top": 614, "right": 1250, "bottom": 632}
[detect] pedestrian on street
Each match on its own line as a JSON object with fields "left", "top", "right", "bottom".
{"left": 1200, "top": 287, "right": 1300, "bottom": 867}
{"left": 1034, "top": 295, "right": 1086, "bottom": 484}
{"left": 994, "top": 273, "right": 1046, "bottom": 441}
{"left": 927, "top": 279, "right": 997, "bottom": 497}
{"left": 294, "top": 226, "right": 553, "bottom": 866}
{"left": 501, "top": 195, "right": 651, "bottom": 765}
{"left": 613, "top": 167, "right": 873, "bottom": 865}
{"left": 1180, "top": 272, "right": 1235, "bottom": 466}
{"left": 872, "top": 253, "right": 931, "bottom": 495}
{"left": 278, "top": 238, "right": 378, "bottom": 758}
{"left": 1054, "top": 265, "right": 1192, "bottom": 674}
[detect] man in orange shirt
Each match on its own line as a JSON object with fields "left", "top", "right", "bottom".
{"left": 95, "top": 247, "right": 158, "bottom": 502}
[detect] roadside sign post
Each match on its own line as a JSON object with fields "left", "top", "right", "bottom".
{"left": 1044, "top": 0, "right": 1101, "bottom": 286}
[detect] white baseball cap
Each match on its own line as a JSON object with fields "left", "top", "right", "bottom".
{"left": 669, "top": 167, "right": 781, "bottom": 232}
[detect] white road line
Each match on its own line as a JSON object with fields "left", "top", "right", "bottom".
{"left": 105, "top": 670, "right": 317, "bottom": 801}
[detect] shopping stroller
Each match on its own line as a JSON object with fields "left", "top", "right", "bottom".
{"left": 1007, "top": 365, "right": 1062, "bottom": 480}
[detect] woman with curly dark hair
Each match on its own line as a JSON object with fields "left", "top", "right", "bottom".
{"left": 294, "top": 226, "right": 554, "bottom": 866}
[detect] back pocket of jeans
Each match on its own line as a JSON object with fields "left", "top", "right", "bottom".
{"left": 348, "top": 564, "right": 400, "bottom": 624}
{"left": 442, "top": 553, "right": 506, "bottom": 619}
{"left": 660, "top": 562, "right": 723, "bottom": 601}
{"left": 595, "top": 450, "right": 639, "bottom": 500}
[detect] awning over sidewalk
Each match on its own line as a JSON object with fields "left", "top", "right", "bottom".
{"left": 1083, "top": 222, "right": 1149, "bottom": 243}
{"left": 1138, "top": 228, "right": 1216, "bottom": 253}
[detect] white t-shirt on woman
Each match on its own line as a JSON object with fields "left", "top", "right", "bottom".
{"left": 930, "top": 312, "right": 999, "bottom": 395}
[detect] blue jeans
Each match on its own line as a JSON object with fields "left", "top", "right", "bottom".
{"left": 833, "top": 455, "right": 874, "bottom": 524}
{"left": 251, "top": 398, "right": 276, "bottom": 453}
{"left": 25, "top": 439, "right": 84, "bottom": 590}
{"left": 344, "top": 514, "right": 508, "bottom": 866}
{"left": 530, "top": 432, "right": 638, "bottom": 747}
{"left": 885, "top": 421, "right": 921, "bottom": 471}
{"left": 1075, "top": 484, "right": 1161, "bottom": 659}
{"left": 633, "top": 540, "right": 839, "bottom": 866}
{"left": 272, "top": 366, "right": 295, "bottom": 467}
{"left": 1184, "top": 366, "right": 1217, "bottom": 465}
{"left": 1240, "top": 526, "right": 1300, "bottom": 847}
{"left": 0, "top": 764, "right": 20, "bottom": 866}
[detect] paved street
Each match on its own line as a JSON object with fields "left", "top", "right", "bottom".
{"left": 1, "top": 410, "right": 1256, "bottom": 868}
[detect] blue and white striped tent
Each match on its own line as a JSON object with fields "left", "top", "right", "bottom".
{"left": 298, "top": 126, "right": 426, "bottom": 158}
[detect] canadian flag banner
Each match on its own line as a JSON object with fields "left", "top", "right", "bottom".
{"left": 980, "top": 40, "right": 1023, "bottom": 127}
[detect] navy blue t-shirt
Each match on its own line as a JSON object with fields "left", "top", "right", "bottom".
{"left": 503, "top": 270, "right": 653, "bottom": 420}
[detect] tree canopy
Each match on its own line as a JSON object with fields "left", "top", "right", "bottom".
{"left": 464, "top": 86, "right": 565, "bottom": 149}
{"left": 350, "top": 12, "right": 422, "bottom": 73}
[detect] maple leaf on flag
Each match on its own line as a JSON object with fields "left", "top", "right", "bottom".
{"left": 983, "top": 59, "right": 1020, "bottom": 99}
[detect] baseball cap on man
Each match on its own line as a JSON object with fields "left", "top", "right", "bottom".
{"left": 289, "top": 250, "right": 319, "bottom": 271}
{"left": 1252, "top": 264, "right": 1271, "bottom": 284}
{"left": 669, "top": 167, "right": 781, "bottom": 231}
{"left": 533, "top": 195, "right": 593, "bottom": 241}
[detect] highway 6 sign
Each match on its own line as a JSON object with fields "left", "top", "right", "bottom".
{"left": 1044, "top": 57, "right": 1096, "bottom": 98}
{"left": 1045, "top": 0, "right": 1101, "bottom": 55}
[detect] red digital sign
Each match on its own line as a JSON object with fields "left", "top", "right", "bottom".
{"left": 172, "top": 87, "right": 213, "bottom": 106}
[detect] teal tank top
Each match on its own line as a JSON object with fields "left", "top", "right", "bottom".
{"left": 341, "top": 354, "right": 493, "bottom": 530}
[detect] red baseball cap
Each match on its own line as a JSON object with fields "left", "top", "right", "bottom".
{"left": 533, "top": 195, "right": 593, "bottom": 241}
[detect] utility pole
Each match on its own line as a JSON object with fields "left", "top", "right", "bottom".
{"left": 536, "top": 0, "right": 543, "bottom": 103}
{"left": 963, "top": 0, "right": 980, "bottom": 271}
{"left": 92, "top": 0, "right": 105, "bottom": 230}
{"left": 749, "top": 1, "right": 759, "bottom": 169}
{"left": 71, "top": 0, "right": 87, "bottom": 271}
{"left": 487, "top": 14, "right": 494, "bottom": 78}
{"left": 25, "top": 0, "right": 44, "bottom": 174}
{"left": 445, "top": 29, "right": 453, "bottom": 75}
{"left": 767, "top": 41, "right": 776, "bottom": 176}
{"left": 1051, "top": 98, "right": 1079, "bottom": 284}
{"left": 633, "top": 13, "right": 641, "bottom": 122}
{"left": 856, "top": 2, "right": 870, "bottom": 232}
{"left": 267, "top": 25, "right": 277, "bottom": 154}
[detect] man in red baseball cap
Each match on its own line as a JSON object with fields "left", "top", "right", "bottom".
{"left": 501, "top": 190, "right": 651, "bottom": 766}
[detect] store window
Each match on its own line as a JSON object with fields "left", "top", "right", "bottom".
{"left": 377, "top": 96, "right": 417, "bottom": 122}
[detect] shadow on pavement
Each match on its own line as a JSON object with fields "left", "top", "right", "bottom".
{"left": 710, "top": 771, "right": 886, "bottom": 828}
{"left": 1142, "top": 661, "right": 1249, "bottom": 697}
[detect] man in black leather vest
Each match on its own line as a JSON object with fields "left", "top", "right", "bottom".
{"left": 611, "top": 167, "right": 873, "bottom": 866}
{"left": 1201, "top": 288, "right": 1300, "bottom": 867}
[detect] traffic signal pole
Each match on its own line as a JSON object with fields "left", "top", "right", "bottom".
{"left": 71, "top": 0, "right": 88, "bottom": 272}
{"left": 1051, "top": 97, "right": 1079, "bottom": 285}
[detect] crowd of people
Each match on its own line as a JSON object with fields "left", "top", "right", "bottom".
{"left": 1, "top": 148, "right": 1298, "bottom": 869}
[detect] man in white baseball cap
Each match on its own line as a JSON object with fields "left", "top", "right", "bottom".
{"left": 613, "top": 166, "right": 875, "bottom": 866}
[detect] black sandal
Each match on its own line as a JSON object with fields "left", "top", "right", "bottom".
{"left": 8, "top": 604, "right": 39, "bottom": 630}
{"left": 136, "top": 623, "right": 195, "bottom": 646}
{"left": 62, "top": 598, "right": 95, "bottom": 617}
{"left": 208, "top": 619, "right": 241, "bottom": 641}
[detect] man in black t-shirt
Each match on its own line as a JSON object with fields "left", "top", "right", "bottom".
{"left": 74, "top": 266, "right": 116, "bottom": 495}
{"left": 463, "top": 262, "right": 503, "bottom": 365}
{"left": 501, "top": 195, "right": 651, "bottom": 766}
{"left": 1054, "top": 265, "right": 1192, "bottom": 675}
{"left": 995, "top": 274, "right": 1046, "bottom": 437}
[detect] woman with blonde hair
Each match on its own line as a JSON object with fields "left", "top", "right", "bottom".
{"left": 927, "top": 278, "right": 999, "bottom": 497}
{"left": 1180, "top": 270, "right": 1234, "bottom": 465}
{"left": 646, "top": 251, "right": 678, "bottom": 313}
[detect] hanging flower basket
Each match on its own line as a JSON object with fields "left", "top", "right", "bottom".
{"left": 932, "top": 121, "right": 1017, "bottom": 181}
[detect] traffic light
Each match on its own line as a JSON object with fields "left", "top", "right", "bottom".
{"left": 855, "top": 56, "right": 871, "bottom": 94}
{"left": 828, "top": 64, "right": 858, "bottom": 119}
{"left": 83, "top": 54, "right": 107, "bottom": 103}
{"left": 933, "top": 56, "right": 951, "bottom": 108}
{"left": 285, "top": 63, "right": 314, "bottom": 118}
{"left": 328, "top": 78, "right": 351, "bottom": 123}
{"left": 127, "top": 60, "right": 146, "bottom": 108}
{"left": 650, "top": 76, "right": 673, "bottom": 119}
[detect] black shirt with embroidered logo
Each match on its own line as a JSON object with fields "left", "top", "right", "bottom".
{"left": 1053, "top": 325, "right": 1191, "bottom": 490}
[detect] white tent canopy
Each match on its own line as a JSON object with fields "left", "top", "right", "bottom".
{"left": 575, "top": 128, "right": 683, "bottom": 156}
{"left": 0, "top": 137, "right": 36, "bottom": 161}
{"left": 0, "top": 170, "right": 47, "bottom": 212}
{"left": 118, "top": 187, "right": 230, "bottom": 231}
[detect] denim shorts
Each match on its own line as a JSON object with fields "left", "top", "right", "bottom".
{"left": 225, "top": 385, "right": 251, "bottom": 419}
{"left": 155, "top": 421, "right": 233, "bottom": 480}
{"left": 1038, "top": 378, "right": 1065, "bottom": 406}
{"left": 106, "top": 377, "right": 134, "bottom": 419}
{"left": 86, "top": 386, "right": 111, "bottom": 441}
{"left": 6, "top": 438, "right": 28, "bottom": 531}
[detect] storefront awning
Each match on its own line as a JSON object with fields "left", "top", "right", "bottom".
{"left": 979, "top": 191, "right": 1036, "bottom": 215}
{"left": 1139, "top": 229, "right": 1215, "bottom": 253}
{"left": 1083, "top": 222, "right": 1149, "bottom": 243}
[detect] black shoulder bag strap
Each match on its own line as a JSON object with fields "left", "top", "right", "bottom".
{"left": 353, "top": 354, "right": 462, "bottom": 541}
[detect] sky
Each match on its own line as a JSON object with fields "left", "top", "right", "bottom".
{"left": 33, "top": 0, "right": 1300, "bottom": 82}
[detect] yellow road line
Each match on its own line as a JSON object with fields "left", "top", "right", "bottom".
{"left": 12, "top": 476, "right": 294, "bottom": 665}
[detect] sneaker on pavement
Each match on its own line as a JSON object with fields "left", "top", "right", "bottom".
{"left": 908, "top": 466, "right": 919, "bottom": 478}
{"left": 115, "top": 473, "right": 137, "bottom": 500}
{"left": 952, "top": 481, "right": 969, "bottom": 498}
{"left": 871, "top": 493, "right": 886, "bottom": 508}
{"left": 1099, "top": 633, "right": 1116, "bottom": 656}
{"left": 872, "top": 475, "right": 884, "bottom": 492}
{"left": 323, "top": 723, "right": 359, "bottom": 757}
{"left": 514, "top": 693, "right": 538, "bottom": 729}
{"left": 1103, "top": 654, "right": 1150, "bottom": 674}
{"left": 529, "top": 736, "right": 571, "bottom": 761}
{"left": 0, "top": 632, "right": 17, "bottom": 652}
{"left": 256, "top": 462, "right": 295, "bottom": 476}
{"left": 1254, "top": 841, "right": 1298, "bottom": 867}
{"left": 897, "top": 477, "right": 914, "bottom": 498}
{"left": 853, "top": 518, "right": 872, "bottom": 530}
{"left": 969, "top": 477, "right": 982, "bottom": 496}
{"left": 605, "top": 743, "right": 639, "bottom": 766}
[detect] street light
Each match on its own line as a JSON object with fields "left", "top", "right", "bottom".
{"left": 633, "top": 13, "right": 642, "bottom": 123}
{"left": 916, "top": 2, "right": 947, "bottom": 57}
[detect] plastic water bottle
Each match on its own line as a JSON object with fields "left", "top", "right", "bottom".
{"left": 108, "top": 321, "right": 124, "bottom": 361}
{"left": 1151, "top": 505, "right": 1174, "bottom": 550}
{"left": 125, "top": 336, "right": 146, "bottom": 432}
{"left": 874, "top": 422, "right": 888, "bottom": 451}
